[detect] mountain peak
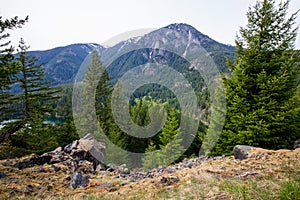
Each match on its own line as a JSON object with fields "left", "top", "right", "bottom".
{"left": 165, "top": 23, "right": 210, "bottom": 40}
{"left": 165, "top": 23, "right": 196, "bottom": 31}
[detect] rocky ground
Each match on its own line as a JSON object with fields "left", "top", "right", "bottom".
{"left": 0, "top": 140, "right": 299, "bottom": 199}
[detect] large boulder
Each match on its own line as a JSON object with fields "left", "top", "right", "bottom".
{"left": 233, "top": 145, "right": 256, "bottom": 160}
{"left": 294, "top": 139, "right": 300, "bottom": 149}
{"left": 64, "top": 134, "right": 106, "bottom": 170}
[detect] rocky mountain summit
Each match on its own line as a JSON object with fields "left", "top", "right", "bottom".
{"left": 0, "top": 138, "right": 299, "bottom": 199}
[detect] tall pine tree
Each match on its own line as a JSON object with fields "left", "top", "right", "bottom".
{"left": 143, "top": 108, "right": 183, "bottom": 169}
{"left": 213, "top": 0, "right": 300, "bottom": 155}
{"left": 0, "top": 16, "right": 28, "bottom": 121}
{"left": 76, "top": 49, "right": 105, "bottom": 138}
{"left": 16, "top": 39, "right": 60, "bottom": 122}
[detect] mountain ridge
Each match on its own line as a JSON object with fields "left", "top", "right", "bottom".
{"left": 20, "top": 23, "right": 236, "bottom": 88}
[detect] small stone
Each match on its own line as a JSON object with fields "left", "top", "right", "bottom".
{"left": 121, "top": 182, "right": 128, "bottom": 186}
{"left": 106, "top": 163, "right": 117, "bottom": 172}
{"left": 118, "top": 164, "right": 130, "bottom": 174}
{"left": 37, "top": 167, "right": 47, "bottom": 173}
{"left": 107, "top": 167, "right": 114, "bottom": 172}
{"left": 51, "top": 165, "right": 61, "bottom": 172}
{"left": 166, "top": 167, "right": 176, "bottom": 173}
{"left": 0, "top": 172, "right": 7, "bottom": 179}
{"left": 64, "top": 143, "right": 72, "bottom": 153}
{"left": 146, "top": 174, "right": 154, "bottom": 178}
{"left": 70, "top": 172, "right": 90, "bottom": 189}
{"left": 120, "top": 174, "right": 129, "bottom": 178}
{"left": 184, "top": 162, "right": 194, "bottom": 169}
{"left": 96, "top": 183, "right": 112, "bottom": 189}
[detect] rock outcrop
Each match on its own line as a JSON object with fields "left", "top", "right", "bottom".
{"left": 3, "top": 134, "right": 106, "bottom": 172}
{"left": 62, "top": 134, "right": 106, "bottom": 170}
{"left": 0, "top": 145, "right": 299, "bottom": 199}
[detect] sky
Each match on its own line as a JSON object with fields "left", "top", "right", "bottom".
{"left": 1, "top": 0, "right": 300, "bottom": 50}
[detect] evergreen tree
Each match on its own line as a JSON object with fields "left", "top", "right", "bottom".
{"left": 105, "top": 80, "right": 131, "bottom": 166}
{"left": 9, "top": 39, "right": 61, "bottom": 154}
{"left": 16, "top": 39, "right": 60, "bottom": 122}
{"left": 95, "top": 53, "right": 113, "bottom": 134}
{"left": 158, "top": 108, "right": 184, "bottom": 166}
{"left": 142, "top": 142, "right": 159, "bottom": 171}
{"left": 0, "top": 16, "right": 28, "bottom": 121}
{"left": 126, "top": 97, "right": 151, "bottom": 155}
{"left": 143, "top": 108, "right": 184, "bottom": 169}
{"left": 159, "top": 108, "right": 180, "bottom": 147}
{"left": 76, "top": 49, "right": 105, "bottom": 138}
{"left": 105, "top": 122, "right": 131, "bottom": 166}
{"left": 213, "top": 0, "right": 300, "bottom": 155}
{"left": 201, "top": 80, "right": 226, "bottom": 155}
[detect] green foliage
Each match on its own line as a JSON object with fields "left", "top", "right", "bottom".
{"left": 75, "top": 49, "right": 106, "bottom": 139}
{"left": 8, "top": 119, "right": 78, "bottom": 156}
{"left": 55, "top": 120, "right": 79, "bottom": 148}
{"left": 202, "top": 80, "right": 226, "bottom": 155}
{"left": 142, "top": 108, "right": 184, "bottom": 170}
{"left": 16, "top": 39, "right": 60, "bottom": 122}
{"left": 0, "top": 139, "right": 27, "bottom": 159}
{"left": 0, "top": 16, "right": 28, "bottom": 89}
{"left": 0, "top": 37, "right": 73, "bottom": 157}
{"left": 12, "top": 122, "right": 57, "bottom": 154}
{"left": 213, "top": 0, "right": 300, "bottom": 155}
{"left": 0, "top": 16, "right": 28, "bottom": 121}
{"left": 126, "top": 96, "right": 154, "bottom": 154}
{"left": 95, "top": 59, "right": 112, "bottom": 134}
{"left": 142, "top": 142, "right": 159, "bottom": 171}
{"left": 159, "top": 108, "right": 179, "bottom": 147}
{"left": 105, "top": 125, "right": 131, "bottom": 167}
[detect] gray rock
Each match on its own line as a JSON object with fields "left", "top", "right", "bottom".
{"left": 13, "top": 154, "right": 52, "bottom": 169}
{"left": 9, "top": 134, "right": 106, "bottom": 173}
{"left": 95, "top": 163, "right": 106, "bottom": 172}
{"left": 294, "top": 139, "right": 300, "bottom": 149}
{"left": 118, "top": 164, "right": 130, "bottom": 174}
{"left": 233, "top": 145, "right": 256, "bottom": 160}
{"left": 51, "top": 165, "right": 61, "bottom": 172}
{"left": 0, "top": 172, "right": 6, "bottom": 179}
{"left": 70, "top": 172, "right": 90, "bottom": 189}
{"left": 96, "top": 183, "right": 112, "bottom": 189}
{"left": 106, "top": 163, "right": 117, "bottom": 172}
{"left": 67, "top": 134, "right": 106, "bottom": 170}
{"left": 166, "top": 166, "right": 177, "bottom": 173}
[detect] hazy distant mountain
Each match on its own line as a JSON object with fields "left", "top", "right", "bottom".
{"left": 26, "top": 43, "right": 104, "bottom": 86}
{"left": 23, "top": 23, "right": 236, "bottom": 87}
